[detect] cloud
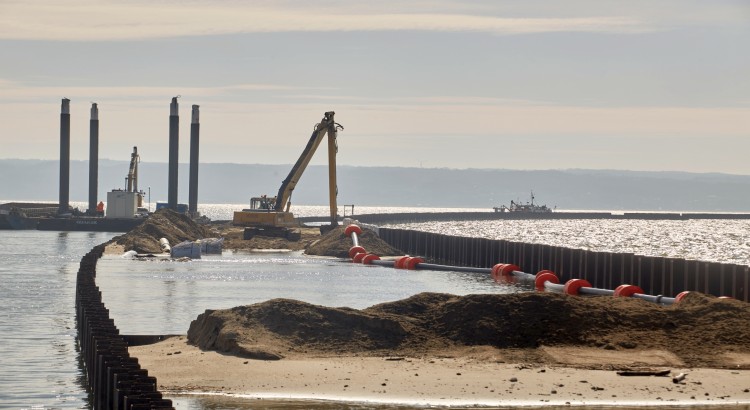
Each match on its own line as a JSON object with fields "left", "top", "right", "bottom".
{"left": 0, "top": 1, "right": 654, "bottom": 41}
{"left": 0, "top": 81, "right": 329, "bottom": 102}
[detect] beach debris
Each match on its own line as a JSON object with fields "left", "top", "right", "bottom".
{"left": 171, "top": 240, "right": 202, "bottom": 259}
{"left": 672, "top": 372, "right": 687, "bottom": 383}
{"left": 159, "top": 237, "right": 171, "bottom": 253}
{"left": 617, "top": 369, "right": 671, "bottom": 377}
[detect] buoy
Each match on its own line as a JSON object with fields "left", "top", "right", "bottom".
{"left": 613, "top": 284, "right": 644, "bottom": 297}
{"left": 344, "top": 224, "right": 363, "bottom": 236}
{"left": 394, "top": 256, "right": 410, "bottom": 269}
{"left": 534, "top": 271, "right": 559, "bottom": 291}
{"left": 675, "top": 291, "right": 691, "bottom": 303}
{"left": 362, "top": 254, "right": 381, "bottom": 264}
{"left": 564, "top": 279, "right": 591, "bottom": 295}
{"left": 405, "top": 257, "right": 424, "bottom": 270}
{"left": 348, "top": 245, "right": 366, "bottom": 259}
{"left": 491, "top": 264, "right": 520, "bottom": 283}
{"left": 352, "top": 252, "right": 367, "bottom": 263}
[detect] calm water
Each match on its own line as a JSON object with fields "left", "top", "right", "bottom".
{"left": 96, "top": 251, "right": 509, "bottom": 335}
{"left": 0, "top": 230, "right": 116, "bottom": 409}
{"left": 2, "top": 203, "right": 749, "bottom": 409}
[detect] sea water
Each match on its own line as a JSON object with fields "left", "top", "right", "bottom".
{"left": 0, "top": 230, "right": 116, "bottom": 409}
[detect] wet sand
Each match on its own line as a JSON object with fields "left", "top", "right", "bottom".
{"left": 131, "top": 336, "right": 750, "bottom": 407}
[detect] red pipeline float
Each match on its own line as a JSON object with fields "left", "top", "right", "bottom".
{"left": 343, "top": 225, "right": 732, "bottom": 305}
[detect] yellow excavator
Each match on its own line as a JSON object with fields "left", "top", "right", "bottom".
{"left": 233, "top": 111, "right": 343, "bottom": 238}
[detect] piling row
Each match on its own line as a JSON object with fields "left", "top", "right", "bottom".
{"left": 377, "top": 228, "right": 750, "bottom": 302}
{"left": 346, "top": 225, "right": 684, "bottom": 305}
{"left": 76, "top": 245, "right": 173, "bottom": 410}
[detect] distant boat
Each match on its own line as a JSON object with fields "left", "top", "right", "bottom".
{"left": 493, "top": 191, "right": 553, "bottom": 213}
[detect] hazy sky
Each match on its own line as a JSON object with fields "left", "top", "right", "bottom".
{"left": 1, "top": 0, "right": 748, "bottom": 173}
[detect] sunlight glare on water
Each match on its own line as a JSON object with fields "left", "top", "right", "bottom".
{"left": 387, "top": 218, "right": 750, "bottom": 266}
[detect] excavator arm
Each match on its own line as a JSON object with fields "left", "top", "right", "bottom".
{"left": 126, "top": 146, "right": 139, "bottom": 193}
{"left": 233, "top": 111, "right": 342, "bottom": 231}
{"left": 274, "top": 111, "right": 342, "bottom": 226}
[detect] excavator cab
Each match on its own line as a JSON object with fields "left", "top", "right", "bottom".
{"left": 250, "top": 196, "right": 277, "bottom": 211}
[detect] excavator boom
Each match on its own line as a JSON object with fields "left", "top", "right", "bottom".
{"left": 275, "top": 112, "right": 337, "bottom": 215}
{"left": 233, "top": 112, "right": 342, "bottom": 232}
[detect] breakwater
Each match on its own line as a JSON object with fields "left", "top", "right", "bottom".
{"left": 347, "top": 212, "right": 750, "bottom": 224}
{"left": 378, "top": 228, "right": 750, "bottom": 302}
{"left": 76, "top": 244, "right": 174, "bottom": 409}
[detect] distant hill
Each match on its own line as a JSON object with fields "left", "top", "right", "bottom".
{"left": 1, "top": 159, "right": 750, "bottom": 212}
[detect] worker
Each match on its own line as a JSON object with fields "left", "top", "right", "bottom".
{"left": 96, "top": 201, "right": 104, "bottom": 216}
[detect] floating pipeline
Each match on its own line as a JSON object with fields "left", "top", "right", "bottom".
{"left": 75, "top": 245, "right": 174, "bottom": 409}
{"left": 376, "top": 228, "right": 750, "bottom": 302}
{"left": 343, "top": 224, "right": 741, "bottom": 306}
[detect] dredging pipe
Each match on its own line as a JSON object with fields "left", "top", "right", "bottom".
{"left": 59, "top": 98, "right": 71, "bottom": 215}
{"left": 168, "top": 97, "right": 179, "bottom": 210}
{"left": 343, "top": 224, "right": 692, "bottom": 306}
{"left": 88, "top": 103, "right": 99, "bottom": 215}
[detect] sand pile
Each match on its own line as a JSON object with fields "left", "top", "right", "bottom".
{"left": 305, "top": 225, "right": 402, "bottom": 257}
{"left": 187, "top": 292, "right": 750, "bottom": 368}
{"left": 111, "top": 209, "right": 215, "bottom": 253}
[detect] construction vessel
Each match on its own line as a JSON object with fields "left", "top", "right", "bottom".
{"left": 493, "top": 191, "right": 554, "bottom": 213}
{"left": 37, "top": 146, "right": 148, "bottom": 231}
{"left": 233, "top": 111, "right": 343, "bottom": 238}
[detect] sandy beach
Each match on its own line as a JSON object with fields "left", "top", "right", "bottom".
{"left": 131, "top": 336, "right": 750, "bottom": 407}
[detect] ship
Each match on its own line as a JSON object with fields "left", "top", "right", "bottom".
{"left": 493, "top": 191, "right": 553, "bottom": 213}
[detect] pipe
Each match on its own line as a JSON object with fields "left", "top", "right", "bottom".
{"left": 632, "top": 293, "right": 676, "bottom": 305}
{"left": 544, "top": 282, "right": 565, "bottom": 293}
{"left": 88, "top": 103, "right": 99, "bottom": 215}
{"left": 579, "top": 287, "right": 615, "bottom": 297}
{"left": 414, "top": 262, "right": 491, "bottom": 274}
{"left": 188, "top": 105, "right": 200, "bottom": 217}
{"left": 168, "top": 97, "right": 179, "bottom": 210}
{"left": 59, "top": 98, "right": 71, "bottom": 215}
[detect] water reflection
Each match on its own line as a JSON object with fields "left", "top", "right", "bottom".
{"left": 57, "top": 230, "right": 69, "bottom": 254}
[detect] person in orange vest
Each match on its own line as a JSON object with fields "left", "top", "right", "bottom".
{"left": 96, "top": 201, "right": 104, "bottom": 216}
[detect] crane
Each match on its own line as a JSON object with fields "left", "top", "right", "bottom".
{"left": 233, "top": 111, "right": 343, "bottom": 237}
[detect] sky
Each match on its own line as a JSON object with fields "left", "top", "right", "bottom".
{"left": 1, "top": 0, "right": 748, "bottom": 173}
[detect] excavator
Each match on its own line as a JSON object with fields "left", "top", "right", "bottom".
{"left": 233, "top": 111, "right": 343, "bottom": 238}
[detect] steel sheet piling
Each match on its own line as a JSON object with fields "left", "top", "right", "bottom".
{"left": 376, "top": 228, "right": 749, "bottom": 302}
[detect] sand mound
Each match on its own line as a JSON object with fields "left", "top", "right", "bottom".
{"left": 187, "top": 292, "right": 750, "bottom": 368}
{"left": 305, "top": 225, "right": 402, "bottom": 258}
{"left": 111, "top": 209, "right": 215, "bottom": 253}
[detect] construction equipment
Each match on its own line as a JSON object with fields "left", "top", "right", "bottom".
{"left": 126, "top": 146, "right": 145, "bottom": 208}
{"left": 233, "top": 111, "right": 343, "bottom": 238}
{"left": 106, "top": 147, "right": 147, "bottom": 218}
